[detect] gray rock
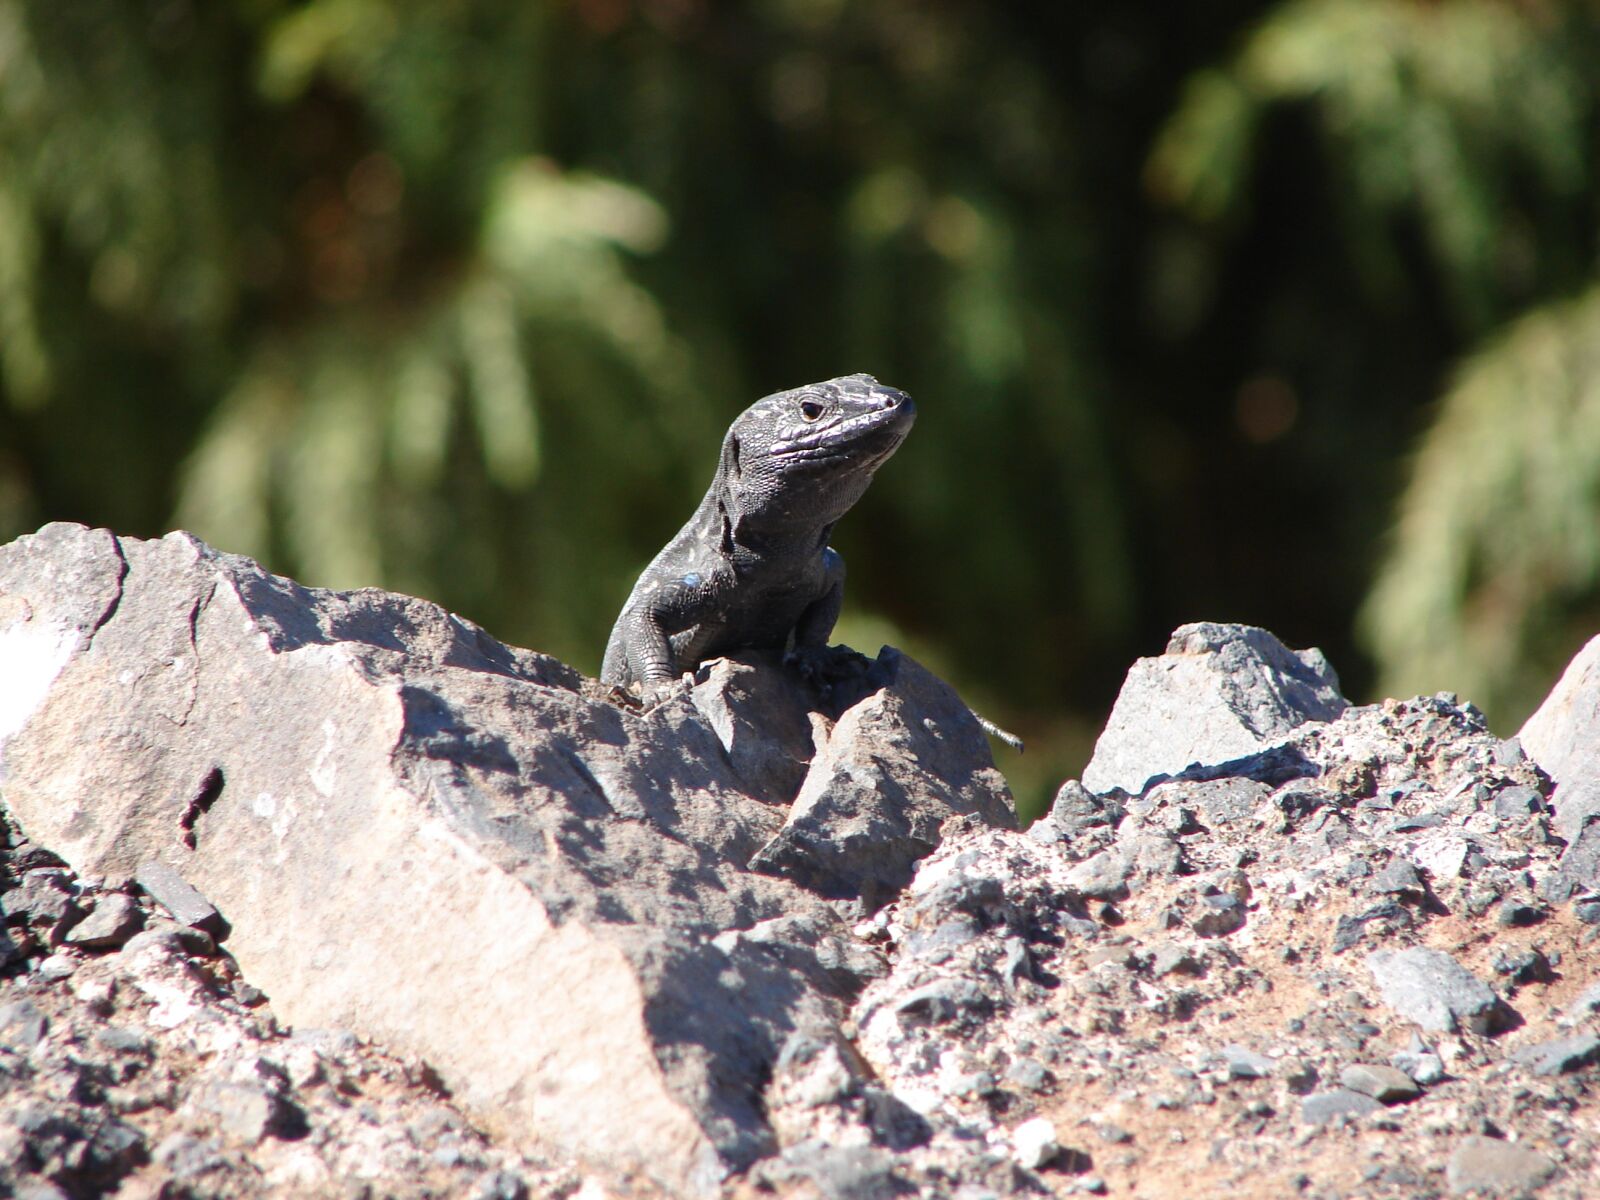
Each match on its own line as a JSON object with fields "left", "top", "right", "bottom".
{"left": 134, "top": 861, "right": 223, "bottom": 935}
{"left": 1004, "top": 1057, "right": 1051, "bottom": 1092}
{"left": 1082, "top": 623, "right": 1347, "bottom": 796}
{"left": 1495, "top": 902, "right": 1545, "bottom": 929}
{"left": 1280, "top": 1058, "right": 1318, "bottom": 1095}
{"left": 1391, "top": 1041, "right": 1447, "bottom": 1087}
{"left": 1063, "top": 850, "right": 1129, "bottom": 900}
{"left": 1010, "top": 1116, "right": 1059, "bottom": 1170}
{"left": 1149, "top": 943, "right": 1201, "bottom": 977}
{"left": 1, "top": 869, "right": 80, "bottom": 937}
{"left": 773, "top": 1141, "right": 907, "bottom": 1200}
{"left": 1332, "top": 900, "right": 1414, "bottom": 953}
{"left": 1492, "top": 786, "right": 1544, "bottom": 819}
{"left": 1446, "top": 1135, "right": 1556, "bottom": 1196}
{"left": 469, "top": 1170, "right": 530, "bottom": 1200}
{"left": 36, "top": 952, "right": 76, "bottom": 980}
{"left": 689, "top": 654, "right": 816, "bottom": 803}
{"left": 0, "top": 998, "right": 48, "bottom": 1050}
{"left": 63, "top": 892, "right": 144, "bottom": 948}
{"left": 1299, "top": 1089, "right": 1382, "bottom": 1124}
{"left": 0, "top": 524, "right": 1012, "bottom": 1195}
{"left": 1338, "top": 1063, "right": 1421, "bottom": 1102}
{"left": 194, "top": 1081, "right": 299, "bottom": 1144}
{"left": 1037, "top": 780, "right": 1122, "bottom": 843}
{"left": 1371, "top": 859, "right": 1425, "bottom": 897}
{"left": 1565, "top": 982, "right": 1600, "bottom": 1023}
{"left": 1548, "top": 824, "right": 1600, "bottom": 900}
{"left": 152, "top": 1131, "right": 226, "bottom": 1180}
{"left": 748, "top": 648, "right": 1016, "bottom": 908}
{"left": 1366, "top": 947, "right": 1502, "bottom": 1033}
{"left": 1221, "top": 1044, "right": 1275, "bottom": 1080}
{"left": 1519, "top": 632, "right": 1600, "bottom": 843}
{"left": 1509, "top": 1035, "right": 1600, "bottom": 1077}
{"left": 1191, "top": 893, "right": 1245, "bottom": 937}
{"left": 1152, "top": 947, "right": 1203, "bottom": 979}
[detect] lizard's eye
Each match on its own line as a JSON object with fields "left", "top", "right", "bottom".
{"left": 799, "top": 399, "right": 825, "bottom": 422}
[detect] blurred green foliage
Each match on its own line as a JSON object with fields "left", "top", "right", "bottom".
{"left": 2, "top": 0, "right": 1598, "bottom": 817}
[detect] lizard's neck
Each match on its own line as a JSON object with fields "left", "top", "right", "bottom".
{"left": 705, "top": 474, "right": 834, "bottom": 568}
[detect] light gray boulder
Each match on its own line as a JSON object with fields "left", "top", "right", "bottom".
{"left": 1519, "top": 633, "right": 1600, "bottom": 846}
{"left": 0, "top": 523, "right": 1013, "bottom": 1197}
{"left": 1081, "top": 622, "right": 1348, "bottom": 796}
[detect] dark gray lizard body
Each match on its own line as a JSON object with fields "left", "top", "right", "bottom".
{"left": 602, "top": 374, "right": 914, "bottom": 703}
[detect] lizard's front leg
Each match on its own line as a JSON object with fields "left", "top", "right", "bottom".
{"left": 627, "top": 580, "right": 713, "bottom": 707}
{"left": 785, "top": 547, "right": 845, "bottom": 686}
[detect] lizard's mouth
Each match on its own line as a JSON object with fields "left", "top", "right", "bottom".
{"left": 772, "top": 395, "right": 916, "bottom": 463}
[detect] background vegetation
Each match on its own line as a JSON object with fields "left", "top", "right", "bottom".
{"left": 3, "top": 0, "right": 1598, "bottom": 817}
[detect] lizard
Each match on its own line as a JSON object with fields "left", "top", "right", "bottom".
{"left": 601, "top": 373, "right": 915, "bottom": 706}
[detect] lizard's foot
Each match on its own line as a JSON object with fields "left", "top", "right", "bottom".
{"left": 783, "top": 643, "right": 873, "bottom": 702}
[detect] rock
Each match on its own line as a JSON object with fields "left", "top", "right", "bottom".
{"left": 1221, "top": 1045, "right": 1275, "bottom": 1080}
{"left": 63, "top": 893, "right": 144, "bottom": 949}
{"left": 1, "top": 870, "right": 80, "bottom": 943}
{"left": 1339, "top": 1063, "right": 1421, "bottom": 1103}
{"left": 1300, "top": 1090, "right": 1382, "bottom": 1124}
{"left": 8, "top": 528, "right": 1600, "bottom": 1198}
{"left": 1063, "top": 850, "right": 1130, "bottom": 900}
{"left": 1004, "top": 1058, "right": 1051, "bottom": 1092}
{"left": 1546, "top": 825, "right": 1600, "bottom": 900}
{"left": 1446, "top": 1136, "right": 1556, "bottom": 1196}
{"left": 1149, "top": 943, "right": 1201, "bottom": 977}
{"left": 1391, "top": 1037, "right": 1447, "bottom": 1087}
{"left": 1565, "top": 982, "right": 1600, "bottom": 1024}
{"left": 1495, "top": 902, "right": 1545, "bottom": 929}
{"left": 1280, "top": 1058, "right": 1319, "bottom": 1095}
{"left": 192, "top": 1081, "right": 300, "bottom": 1144}
{"left": 1191, "top": 893, "right": 1245, "bottom": 937}
{"left": 1010, "top": 1117, "right": 1059, "bottom": 1170}
{"left": 1366, "top": 947, "right": 1502, "bottom": 1033}
{"left": 1371, "top": 859, "right": 1426, "bottom": 897}
{"left": 1333, "top": 900, "right": 1414, "bottom": 953}
{"left": 771, "top": 1142, "right": 907, "bottom": 1200}
{"left": 1519, "top": 633, "right": 1600, "bottom": 844}
{"left": 469, "top": 1170, "right": 530, "bottom": 1200}
{"left": 1509, "top": 1036, "right": 1600, "bottom": 1077}
{"left": 689, "top": 654, "right": 817, "bottom": 803}
{"left": 133, "top": 862, "right": 224, "bottom": 936}
{"left": 748, "top": 648, "right": 1015, "bottom": 909}
{"left": 1493, "top": 786, "right": 1544, "bottom": 819}
{"left": 36, "top": 953, "right": 75, "bottom": 980}
{"left": 0, "top": 999, "right": 48, "bottom": 1050}
{"left": 1082, "top": 623, "right": 1347, "bottom": 796}
{"left": 0, "top": 524, "right": 1013, "bottom": 1196}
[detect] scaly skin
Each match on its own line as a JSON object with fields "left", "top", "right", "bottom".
{"left": 602, "top": 374, "right": 915, "bottom": 705}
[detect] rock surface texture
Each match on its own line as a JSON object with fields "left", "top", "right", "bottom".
{"left": 2, "top": 526, "right": 1598, "bottom": 1200}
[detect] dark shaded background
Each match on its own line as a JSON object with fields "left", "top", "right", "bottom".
{"left": 4, "top": 0, "right": 1599, "bottom": 816}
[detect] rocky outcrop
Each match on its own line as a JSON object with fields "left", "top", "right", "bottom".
{"left": 3, "top": 525, "right": 1599, "bottom": 1200}
{"left": 1081, "top": 622, "right": 1348, "bottom": 796}
{"left": 0, "top": 524, "right": 1012, "bottom": 1197}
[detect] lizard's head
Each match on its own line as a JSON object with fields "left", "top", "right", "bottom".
{"left": 722, "top": 374, "right": 916, "bottom": 526}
